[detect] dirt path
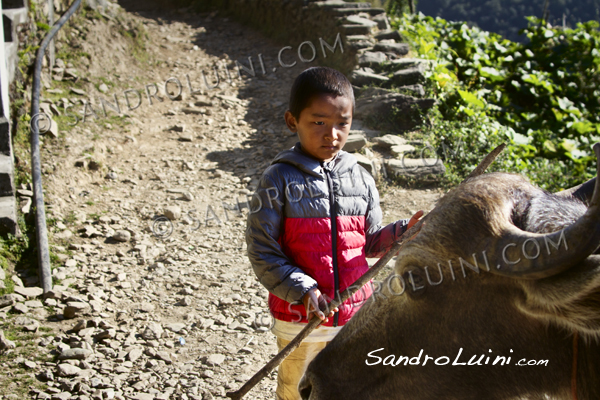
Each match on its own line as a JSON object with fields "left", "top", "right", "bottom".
{"left": 1, "top": 4, "right": 443, "bottom": 399}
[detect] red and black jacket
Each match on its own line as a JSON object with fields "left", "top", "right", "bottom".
{"left": 246, "top": 144, "right": 408, "bottom": 327}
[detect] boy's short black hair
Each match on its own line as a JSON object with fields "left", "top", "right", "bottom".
{"left": 288, "top": 67, "right": 355, "bottom": 121}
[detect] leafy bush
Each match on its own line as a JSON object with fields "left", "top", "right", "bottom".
{"left": 393, "top": 13, "right": 600, "bottom": 191}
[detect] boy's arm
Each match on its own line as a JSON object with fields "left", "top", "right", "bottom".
{"left": 362, "top": 171, "right": 410, "bottom": 258}
{"left": 246, "top": 172, "right": 318, "bottom": 304}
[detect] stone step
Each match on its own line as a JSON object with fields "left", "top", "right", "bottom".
{"left": 355, "top": 88, "right": 436, "bottom": 132}
{"left": 0, "top": 117, "right": 10, "bottom": 155}
{"left": 374, "top": 29, "right": 403, "bottom": 41}
{"left": 0, "top": 196, "right": 18, "bottom": 237}
{"left": 308, "top": 1, "right": 371, "bottom": 10}
{"left": 332, "top": 7, "right": 386, "bottom": 16}
{"left": 373, "top": 42, "right": 410, "bottom": 56}
{"left": 0, "top": 153, "right": 15, "bottom": 197}
{"left": 346, "top": 35, "right": 375, "bottom": 51}
{"left": 384, "top": 64, "right": 426, "bottom": 87}
{"left": 351, "top": 70, "right": 389, "bottom": 87}
{"left": 342, "top": 24, "right": 374, "bottom": 36}
{"left": 345, "top": 15, "right": 379, "bottom": 28}
{"left": 385, "top": 158, "right": 446, "bottom": 178}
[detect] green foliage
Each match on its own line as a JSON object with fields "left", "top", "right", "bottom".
{"left": 35, "top": 22, "right": 51, "bottom": 32}
{"left": 416, "top": 0, "right": 600, "bottom": 43}
{"left": 393, "top": 13, "right": 600, "bottom": 190}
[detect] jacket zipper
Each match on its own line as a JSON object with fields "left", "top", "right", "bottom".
{"left": 323, "top": 164, "right": 340, "bottom": 327}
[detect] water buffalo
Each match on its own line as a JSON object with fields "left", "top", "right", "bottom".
{"left": 299, "top": 145, "right": 600, "bottom": 399}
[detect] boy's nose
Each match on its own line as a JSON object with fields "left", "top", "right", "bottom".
{"left": 325, "top": 127, "right": 340, "bottom": 142}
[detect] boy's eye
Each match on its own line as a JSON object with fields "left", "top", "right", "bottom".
{"left": 314, "top": 121, "right": 324, "bottom": 125}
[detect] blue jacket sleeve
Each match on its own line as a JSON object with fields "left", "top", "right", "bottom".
{"left": 361, "top": 168, "right": 410, "bottom": 258}
{"left": 245, "top": 169, "right": 318, "bottom": 303}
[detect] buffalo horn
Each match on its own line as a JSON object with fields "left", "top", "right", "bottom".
{"left": 488, "top": 143, "right": 600, "bottom": 279}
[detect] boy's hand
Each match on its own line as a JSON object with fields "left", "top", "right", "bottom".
{"left": 407, "top": 210, "right": 424, "bottom": 230}
{"left": 302, "top": 288, "right": 338, "bottom": 324}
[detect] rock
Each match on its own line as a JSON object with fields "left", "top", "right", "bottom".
{"left": 23, "top": 323, "right": 38, "bottom": 332}
{"left": 155, "top": 351, "right": 172, "bottom": 364}
{"left": 205, "top": 354, "right": 225, "bottom": 366}
{"left": 352, "top": 153, "right": 379, "bottom": 180}
{"left": 178, "top": 296, "right": 192, "bottom": 306}
{"left": 112, "top": 230, "right": 131, "bottom": 242}
{"left": 163, "top": 206, "right": 181, "bottom": 221}
{"left": 44, "top": 298, "right": 58, "bottom": 307}
{"left": 105, "top": 171, "right": 118, "bottom": 180}
{"left": 388, "top": 64, "right": 427, "bottom": 87}
{"left": 142, "top": 322, "right": 164, "bottom": 340}
{"left": 0, "top": 330, "right": 16, "bottom": 350}
{"left": 372, "top": 13, "right": 390, "bottom": 30}
{"left": 63, "top": 302, "right": 90, "bottom": 319}
{"left": 18, "top": 196, "right": 32, "bottom": 215}
{"left": 98, "top": 83, "right": 109, "bottom": 93}
{"left": 390, "top": 144, "right": 417, "bottom": 157}
{"left": 343, "top": 134, "right": 367, "bottom": 153}
{"left": 57, "top": 363, "right": 83, "bottom": 377}
{"left": 130, "top": 394, "right": 155, "bottom": 400}
{"left": 85, "top": 0, "right": 108, "bottom": 11}
{"left": 0, "top": 268, "right": 4, "bottom": 281}
{"left": 373, "top": 42, "right": 410, "bottom": 56}
{"left": 0, "top": 294, "right": 17, "bottom": 308}
{"left": 23, "top": 360, "right": 37, "bottom": 369}
{"left": 358, "top": 51, "right": 387, "bottom": 68}
{"left": 385, "top": 158, "right": 446, "bottom": 178}
{"left": 70, "top": 88, "right": 86, "bottom": 96}
{"left": 59, "top": 348, "right": 92, "bottom": 360}
{"left": 374, "top": 29, "right": 403, "bottom": 41}
{"left": 372, "top": 134, "right": 408, "bottom": 148}
{"left": 51, "top": 392, "right": 73, "bottom": 400}
{"left": 11, "top": 275, "right": 24, "bottom": 287}
{"left": 355, "top": 91, "right": 436, "bottom": 131}
{"left": 13, "top": 302, "right": 29, "bottom": 314}
{"left": 65, "top": 259, "right": 77, "bottom": 268}
{"left": 128, "top": 347, "right": 144, "bottom": 362}
{"left": 71, "top": 320, "right": 87, "bottom": 332}
{"left": 350, "top": 70, "right": 389, "bottom": 87}
{"left": 139, "top": 303, "right": 155, "bottom": 313}
{"left": 395, "top": 84, "right": 425, "bottom": 98}
{"left": 38, "top": 369, "right": 54, "bottom": 382}
{"left": 165, "top": 323, "right": 186, "bottom": 333}
{"left": 24, "top": 300, "right": 43, "bottom": 308}
{"left": 346, "top": 15, "right": 378, "bottom": 27}
{"left": 169, "top": 124, "right": 186, "bottom": 132}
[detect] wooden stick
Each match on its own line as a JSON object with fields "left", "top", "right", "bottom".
{"left": 226, "top": 143, "right": 506, "bottom": 399}
{"left": 463, "top": 143, "right": 506, "bottom": 181}
{"left": 225, "top": 226, "right": 422, "bottom": 400}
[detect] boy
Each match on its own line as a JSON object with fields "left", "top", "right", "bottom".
{"left": 246, "top": 67, "right": 422, "bottom": 400}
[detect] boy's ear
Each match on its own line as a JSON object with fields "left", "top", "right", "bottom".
{"left": 284, "top": 110, "right": 298, "bottom": 133}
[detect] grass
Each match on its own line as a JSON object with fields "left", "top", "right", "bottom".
{"left": 0, "top": 316, "right": 55, "bottom": 397}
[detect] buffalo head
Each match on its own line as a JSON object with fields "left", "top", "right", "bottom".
{"left": 300, "top": 145, "right": 600, "bottom": 400}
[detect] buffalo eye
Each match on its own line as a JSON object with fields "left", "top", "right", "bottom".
{"left": 403, "top": 268, "right": 427, "bottom": 298}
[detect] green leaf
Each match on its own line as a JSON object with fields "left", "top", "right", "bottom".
{"left": 572, "top": 121, "right": 594, "bottom": 134}
{"left": 458, "top": 90, "right": 485, "bottom": 109}
{"left": 543, "top": 140, "right": 557, "bottom": 153}
{"left": 480, "top": 66, "right": 504, "bottom": 81}
{"left": 557, "top": 97, "right": 575, "bottom": 111}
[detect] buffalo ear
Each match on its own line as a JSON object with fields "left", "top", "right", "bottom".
{"left": 554, "top": 177, "right": 596, "bottom": 205}
{"left": 516, "top": 255, "right": 600, "bottom": 338}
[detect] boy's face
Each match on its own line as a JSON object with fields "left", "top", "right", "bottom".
{"left": 284, "top": 93, "right": 353, "bottom": 162}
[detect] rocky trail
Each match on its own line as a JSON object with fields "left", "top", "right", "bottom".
{"left": 0, "top": 2, "right": 443, "bottom": 399}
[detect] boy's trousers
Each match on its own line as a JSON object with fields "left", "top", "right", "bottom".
{"left": 275, "top": 337, "right": 329, "bottom": 400}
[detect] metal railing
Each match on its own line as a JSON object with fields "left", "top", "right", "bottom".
{"left": 30, "top": 0, "right": 82, "bottom": 293}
